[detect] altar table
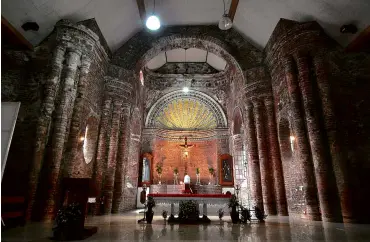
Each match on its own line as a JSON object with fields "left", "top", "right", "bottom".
{"left": 148, "top": 193, "right": 231, "bottom": 218}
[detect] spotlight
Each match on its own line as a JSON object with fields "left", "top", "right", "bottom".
{"left": 146, "top": 15, "right": 160, "bottom": 31}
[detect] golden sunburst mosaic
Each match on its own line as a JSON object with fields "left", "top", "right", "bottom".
{"left": 155, "top": 98, "right": 217, "bottom": 130}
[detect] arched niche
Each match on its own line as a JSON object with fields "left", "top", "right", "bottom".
{"left": 232, "top": 107, "right": 243, "bottom": 135}
{"left": 278, "top": 118, "right": 293, "bottom": 162}
{"left": 81, "top": 116, "right": 99, "bottom": 164}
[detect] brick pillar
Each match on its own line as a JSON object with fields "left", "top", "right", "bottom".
{"left": 313, "top": 55, "right": 354, "bottom": 223}
{"left": 45, "top": 50, "right": 81, "bottom": 220}
{"left": 103, "top": 100, "right": 123, "bottom": 214}
{"left": 265, "top": 98, "right": 288, "bottom": 216}
{"left": 26, "top": 45, "right": 66, "bottom": 220}
{"left": 296, "top": 55, "right": 342, "bottom": 222}
{"left": 93, "top": 97, "right": 112, "bottom": 215}
{"left": 112, "top": 105, "right": 130, "bottom": 213}
{"left": 245, "top": 103, "right": 263, "bottom": 210}
{"left": 253, "top": 99, "right": 276, "bottom": 215}
{"left": 284, "top": 56, "right": 320, "bottom": 220}
{"left": 64, "top": 56, "right": 92, "bottom": 177}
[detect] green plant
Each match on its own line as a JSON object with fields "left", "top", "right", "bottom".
{"left": 196, "top": 168, "right": 200, "bottom": 174}
{"left": 228, "top": 194, "right": 239, "bottom": 208}
{"left": 179, "top": 200, "right": 199, "bottom": 220}
{"left": 53, "top": 203, "right": 83, "bottom": 239}
{"left": 156, "top": 163, "right": 162, "bottom": 175}
{"left": 218, "top": 208, "right": 224, "bottom": 219}
{"left": 240, "top": 206, "right": 251, "bottom": 223}
{"left": 147, "top": 196, "right": 156, "bottom": 209}
{"left": 208, "top": 167, "right": 215, "bottom": 176}
{"left": 254, "top": 206, "right": 267, "bottom": 222}
{"left": 173, "top": 167, "right": 179, "bottom": 174}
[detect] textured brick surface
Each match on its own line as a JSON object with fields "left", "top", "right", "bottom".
{"left": 2, "top": 17, "right": 370, "bottom": 224}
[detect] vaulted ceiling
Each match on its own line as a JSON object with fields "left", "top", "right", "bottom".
{"left": 2, "top": 0, "right": 369, "bottom": 52}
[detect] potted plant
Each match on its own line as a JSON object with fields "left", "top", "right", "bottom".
{"left": 240, "top": 205, "right": 251, "bottom": 223}
{"left": 254, "top": 206, "right": 267, "bottom": 222}
{"left": 196, "top": 168, "right": 200, "bottom": 185}
{"left": 156, "top": 163, "right": 162, "bottom": 184}
{"left": 173, "top": 168, "right": 179, "bottom": 185}
{"left": 146, "top": 196, "right": 156, "bottom": 223}
{"left": 218, "top": 208, "right": 224, "bottom": 220}
{"left": 228, "top": 195, "right": 239, "bottom": 224}
{"left": 53, "top": 203, "right": 84, "bottom": 240}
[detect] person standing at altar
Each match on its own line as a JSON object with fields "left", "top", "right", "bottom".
{"left": 184, "top": 172, "right": 191, "bottom": 193}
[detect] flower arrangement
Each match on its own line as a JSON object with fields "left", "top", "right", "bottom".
{"left": 173, "top": 167, "right": 179, "bottom": 175}
{"left": 208, "top": 167, "right": 215, "bottom": 176}
{"left": 156, "top": 163, "right": 162, "bottom": 175}
{"left": 196, "top": 167, "right": 200, "bottom": 174}
{"left": 218, "top": 208, "right": 224, "bottom": 220}
{"left": 228, "top": 194, "right": 239, "bottom": 208}
{"left": 178, "top": 200, "right": 199, "bottom": 220}
{"left": 162, "top": 210, "right": 168, "bottom": 219}
{"left": 147, "top": 196, "right": 156, "bottom": 209}
{"left": 53, "top": 203, "right": 83, "bottom": 240}
{"left": 240, "top": 205, "right": 251, "bottom": 223}
{"left": 254, "top": 206, "right": 267, "bottom": 222}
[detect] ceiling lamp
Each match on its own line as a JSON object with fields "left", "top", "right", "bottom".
{"left": 219, "top": 0, "right": 232, "bottom": 30}
{"left": 183, "top": 87, "right": 189, "bottom": 93}
{"left": 146, "top": 0, "right": 160, "bottom": 31}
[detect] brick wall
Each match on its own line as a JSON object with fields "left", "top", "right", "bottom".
{"left": 152, "top": 139, "right": 218, "bottom": 185}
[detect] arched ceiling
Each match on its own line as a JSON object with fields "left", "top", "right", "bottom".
{"left": 146, "top": 90, "right": 227, "bottom": 130}
{"left": 156, "top": 98, "right": 217, "bottom": 130}
{"left": 3, "top": 0, "right": 369, "bottom": 51}
{"left": 146, "top": 48, "right": 227, "bottom": 72}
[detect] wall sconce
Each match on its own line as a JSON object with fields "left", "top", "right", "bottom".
{"left": 80, "top": 136, "right": 85, "bottom": 142}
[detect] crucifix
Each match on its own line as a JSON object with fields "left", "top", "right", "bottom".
{"left": 179, "top": 136, "right": 193, "bottom": 173}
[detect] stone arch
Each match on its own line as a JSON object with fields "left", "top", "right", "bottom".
{"left": 145, "top": 90, "right": 227, "bottom": 129}
{"left": 112, "top": 26, "right": 262, "bottom": 72}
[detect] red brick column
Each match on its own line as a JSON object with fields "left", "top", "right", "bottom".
{"left": 26, "top": 45, "right": 66, "bottom": 220}
{"left": 253, "top": 99, "right": 277, "bottom": 215}
{"left": 112, "top": 105, "right": 130, "bottom": 213}
{"left": 265, "top": 98, "right": 288, "bottom": 215}
{"left": 296, "top": 55, "right": 342, "bottom": 222}
{"left": 103, "top": 100, "right": 123, "bottom": 214}
{"left": 313, "top": 55, "right": 354, "bottom": 223}
{"left": 245, "top": 103, "right": 264, "bottom": 211}
{"left": 93, "top": 97, "right": 112, "bottom": 215}
{"left": 284, "top": 56, "right": 320, "bottom": 220}
{"left": 64, "top": 56, "right": 92, "bottom": 177}
{"left": 45, "top": 50, "right": 81, "bottom": 220}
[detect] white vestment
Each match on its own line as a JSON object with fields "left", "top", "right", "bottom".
{"left": 184, "top": 175, "right": 190, "bottom": 184}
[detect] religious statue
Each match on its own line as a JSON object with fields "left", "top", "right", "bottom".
{"left": 142, "top": 157, "right": 150, "bottom": 182}
{"left": 222, "top": 160, "right": 231, "bottom": 181}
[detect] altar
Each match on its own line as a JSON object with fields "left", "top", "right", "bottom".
{"left": 148, "top": 193, "right": 231, "bottom": 222}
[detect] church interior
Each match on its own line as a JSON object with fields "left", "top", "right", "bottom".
{"left": 2, "top": 0, "right": 370, "bottom": 241}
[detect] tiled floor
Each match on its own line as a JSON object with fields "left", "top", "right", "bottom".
{"left": 2, "top": 210, "right": 370, "bottom": 241}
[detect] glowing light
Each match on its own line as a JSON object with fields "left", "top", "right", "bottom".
{"left": 182, "top": 87, "right": 189, "bottom": 93}
{"left": 290, "top": 136, "right": 295, "bottom": 141}
{"left": 80, "top": 137, "right": 85, "bottom": 141}
{"left": 146, "top": 15, "right": 160, "bottom": 31}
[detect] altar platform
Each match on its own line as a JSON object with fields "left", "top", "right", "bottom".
{"left": 148, "top": 192, "right": 231, "bottom": 222}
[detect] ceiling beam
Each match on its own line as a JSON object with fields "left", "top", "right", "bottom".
{"left": 228, "top": 0, "right": 239, "bottom": 22}
{"left": 2, "top": 16, "right": 33, "bottom": 50}
{"left": 346, "top": 26, "right": 370, "bottom": 52}
{"left": 136, "top": 0, "right": 147, "bottom": 23}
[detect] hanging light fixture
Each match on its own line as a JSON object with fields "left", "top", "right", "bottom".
{"left": 146, "top": 0, "right": 161, "bottom": 31}
{"left": 218, "top": 0, "right": 233, "bottom": 30}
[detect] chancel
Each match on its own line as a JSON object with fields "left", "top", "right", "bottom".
{"left": 2, "top": 0, "right": 370, "bottom": 241}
